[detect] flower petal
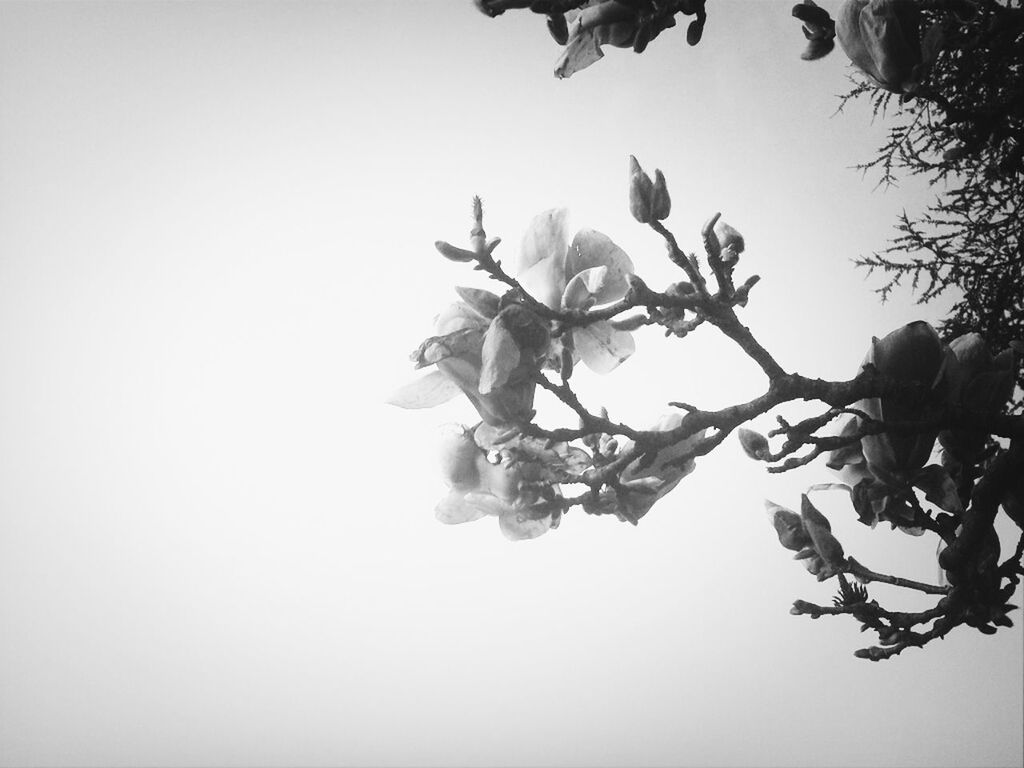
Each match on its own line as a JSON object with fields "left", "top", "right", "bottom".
{"left": 518, "top": 208, "right": 570, "bottom": 276}
{"left": 412, "top": 327, "right": 486, "bottom": 369}
{"left": 837, "top": 0, "right": 922, "bottom": 91}
{"left": 574, "top": 321, "right": 635, "bottom": 373}
{"left": 554, "top": 23, "right": 603, "bottom": 79}
{"left": 454, "top": 287, "right": 502, "bottom": 320}
{"left": 565, "top": 229, "right": 635, "bottom": 305}
{"left": 435, "top": 301, "right": 489, "bottom": 335}
{"left": 498, "top": 507, "right": 553, "bottom": 540}
{"left": 435, "top": 490, "right": 491, "bottom": 525}
{"left": 479, "top": 318, "right": 521, "bottom": 394}
{"left": 385, "top": 370, "right": 463, "bottom": 409}
{"left": 561, "top": 265, "right": 608, "bottom": 310}
{"left": 518, "top": 258, "right": 566, "bottom": 310}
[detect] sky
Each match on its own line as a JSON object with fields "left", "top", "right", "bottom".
{"left": 0, "top": 1, "right": 1021, "bottom": 767}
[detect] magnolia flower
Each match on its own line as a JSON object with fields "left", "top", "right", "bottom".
{"left": 434, "top": 425, "right": 589, "bottom": 541}
{"left": 517, "top": 208, "right": 637, "bottom": 374}
{"left": 836, "top": 0, "right": 922, "bottom": 93}
{"left": 553, "top": 1, "right": 684, "bottom": 78}
{"left": 388, "top": 289, "right": 549, "bottom": 427}
{"left": 939, "top": 333, "right": 1017, "bottom": 463}
{"left": 588, "top": 412, "right": 705, "bottom": 523}
{"left": 825, "top": 322, "right": 957, "bottom": 534}
{"left": 554, "top": 2, "right": 642, "bottom": 79}
{"left": 856, "top": 321, "right": 950, "bottom": 486}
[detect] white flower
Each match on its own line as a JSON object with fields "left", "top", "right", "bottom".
{"left": 517, "top": 208, "right": 637, "bottom": 375}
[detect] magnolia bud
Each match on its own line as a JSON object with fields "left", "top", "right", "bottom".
{"left": 766, "top": 500, "right": 811, "bottom": 551}
{"left": 628, "top": 155, "right": 655, "bottom": 224}
{"left": 801, "top": 494, "right": 845, "bottom": 567}
{"left": 686, "top": 17, "right": 704, "bottom": 45}
{"left": 633, "top": 21, "right": 653, "bottom": 53}
{"left": 714, "top": 220, "right": 745, "bottom": 258}
{"left": 470, "top": 196, "right": 487, "bottom": 254}
{"left": 666, "top": 281, "right": 695, "bottom": 298}
{"left": 651, "top": 169, "right": 671, "bottom": 220}
{"left": 738, "top": 428, "right": 770, "bottom": 460}
{"left": 547, "top": 13, "right": 568, "bottom": 44}
{"left": 435, "top": 240, "right": 477, "bottom": 262}
{"left": 609, "top": 313, "right": 648, "bottom": 332}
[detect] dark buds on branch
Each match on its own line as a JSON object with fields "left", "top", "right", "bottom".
{"left": 629, "top": 155, "right": 670, "bottom": 224}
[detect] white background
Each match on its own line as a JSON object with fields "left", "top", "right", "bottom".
{"left": 1, "top": 2, "right": 1021, "bottom": 766}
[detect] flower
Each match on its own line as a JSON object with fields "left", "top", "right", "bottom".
{"left": 587, "top": 412, "right": 705, "bottom": 523}
{"left": 553, "top": 1, "right": 681, "bottom": 78}
{"left": 434, "top": 425, "right": 589, "bottom": 541}
{"left": 836, "top": 0, "right": 922, "bottom": 93}
{"left": 517, "top": 208, "right": 637, "bottom": 375}
{"left": 939, "top": 333, "right": 1017, "bottom": 463}
{"left": 389, "top": 209, "right": 636, "bottom": 425}
{"left": 857, "top": 321, "right": 950, "bottom": 486}
{"left": 824, "top": 322, "right": 958, "bottom": 535}
{"left": 388, "top": 289, "right": 549, "bottom": 427}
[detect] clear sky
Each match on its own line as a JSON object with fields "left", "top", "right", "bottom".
{"left": 0, "top": 1, "right": 1020, "bottom": 767}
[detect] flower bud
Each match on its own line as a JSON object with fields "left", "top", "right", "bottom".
{"left": 435, "top": 240, "right": 477, "bottom": 263}
{"left": 686, "top": 17, "right": 704, "bottom": 45}
{"left": 547, "top": 12, "right": 569, "bottom": 44}
{"left": 632, "top": 21, "right": 653, "bottom": 53}
{"left": 738, "top": 428, "right": 770, "bottom": 460}
{"left": 765, "top": 500, "right": 811, "bottom": 551}
{"left": 665, "top": 281, "right": 695, "bottom": 299}
{"left": 470, "top": 195, "right": 487, "bottom": 254}
{"left": 609, "top": 313, "right": 648, "bottom": 332}
{"left": 801, "top": 494, "right": 845, "bottom": 567}
{"left": 651, "top": 169, "right": 671, "bottom": 221}
{"left": 714, "top": 220, "right": 745, "bottom": 264}
{"left": 628, "top": 155, "right": 655, "bottom": 224}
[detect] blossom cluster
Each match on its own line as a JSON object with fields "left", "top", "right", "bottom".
{"left": 389, "top": 203, "right": 710, "bottom": 539}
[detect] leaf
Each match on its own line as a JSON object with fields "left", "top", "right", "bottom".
{"left": 385, "top": 370, "right": 462, "bottom": 409}
{"left": 454, "top": 287, "right": 501, "bottom": 320}
{"left": 565, "top": 229, "right": 635, "bottom": 305}
{"left": 479, "top": 319, "right": 520, "bottom": 394}
{"left": 561, "top": 265, "right": 608, "bottom": 311}
{"left": 574, "top": 320, "right": 635, "bottom": 374}
{"left": 913, "top": 464, "right": 964, "bottom": 515}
